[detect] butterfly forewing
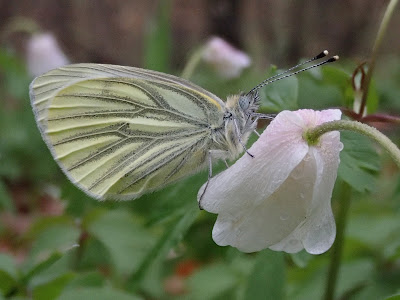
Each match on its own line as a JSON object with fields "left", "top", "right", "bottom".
{"left": 30, "top": 64, "right": 226, "bottom": 200}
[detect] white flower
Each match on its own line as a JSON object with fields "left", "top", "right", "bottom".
{"left": 198, "top": 109, "right": 343, "bottom": 254}
{"left": 26, "top": 32, "right": 69, "bottom": 77}
{"left": 202, "top": 36, "right": 251, "bottom": 79}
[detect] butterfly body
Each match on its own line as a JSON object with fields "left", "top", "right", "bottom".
{"left": 30, "top": 64, "right": 259, "bottom": 200}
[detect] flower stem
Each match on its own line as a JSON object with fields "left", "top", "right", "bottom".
{"left": 181, "top": 47, "right": 204, "bottom": 80}
{"left": 324, "top": 181, "right": 352, "bottom": 300}
{"left": 305, "top": 120, "right": 400, "bottom": 168}
{"left": 359, "top": 0, "right": 399, "bottom": 116}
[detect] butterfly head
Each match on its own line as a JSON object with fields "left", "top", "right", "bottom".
{"left": 238, "top": 90, "right": 260, "bottom": 116}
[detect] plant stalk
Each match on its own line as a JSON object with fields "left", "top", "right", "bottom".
{"left": 324, "top": 182, "right": 352, "bottom": 300}
{"left": 359, "top": 0, "right": 399, "bottom": 116}
{"left": 305, "top": 120, "right": 400, "bottom": 168}
{"left": 181, "top": 47, "right": 204, "bottom": 80}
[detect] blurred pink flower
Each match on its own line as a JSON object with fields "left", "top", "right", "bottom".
{"left": 202, "top": 37, "right": 251, "bottom": 79}
{"left": 198, "top": 109, "right": 343, "bottom": 254}
{"left": 26, "top": 32, "right": 69, "bottom": 77}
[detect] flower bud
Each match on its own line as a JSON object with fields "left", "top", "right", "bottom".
{"left": 26, "top": 33, "right": 69, "bottom": 77}
{"left": 202, "top": 37, "right": 251, "bottom": 79}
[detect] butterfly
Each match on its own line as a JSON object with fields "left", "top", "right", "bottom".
{"left": 29, "top": 51, "right": 336, "bottom": 201}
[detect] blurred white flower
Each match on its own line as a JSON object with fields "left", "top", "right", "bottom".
{"left": 202, "top": 36, "right": 251, "bottom": 79}
{"left": 198, "top": 109, "right": 343, "bottom": 254}
{"left": 26, "top": 32, "right": 69, "bottom": 77}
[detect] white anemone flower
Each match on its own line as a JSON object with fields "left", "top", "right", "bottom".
{"left": 26, "top": 32, "right": 69, "bottom": 77}
{"left": 202, "top": 37, "right": 251, "bottom": 79}
{"left": 198, "top": 109, "right": 343, "bottom": 254}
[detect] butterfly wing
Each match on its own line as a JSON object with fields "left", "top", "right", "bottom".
{"left": 30, "top": 64, "right": 226, "bottom": 200}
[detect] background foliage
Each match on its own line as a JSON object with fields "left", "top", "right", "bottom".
{"left": 0, "top": 1, "right": 400, "bottom": 299}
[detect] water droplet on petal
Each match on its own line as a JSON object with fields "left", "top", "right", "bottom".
{"left": 300, "top": 193, "right": 305, "bottom": 199}
{"left": 280, "top": 213, "right": 289, "bottom": 221}
{"left": 338, "top": 142, "right": 344, "bottom": 151}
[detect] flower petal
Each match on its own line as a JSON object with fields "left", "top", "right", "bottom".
{"left": 200, "top": 109, "right": 343, "bottom": 254}
{"left": 302, "top": 131, "right": 342, "bottom": 254}
{"left": 212, "top": 150, "right": 317, "bottom": 252}
{"left": 269, "top": 110, "right": 342, "bottom": 254}
{"left": 199, "top": 110, "right": 311, "bottom": 214}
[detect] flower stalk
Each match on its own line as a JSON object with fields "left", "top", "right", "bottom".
{"left": 305, "top": 120, "right": 400, "bottom": 168}
{"left": 181, "top": 47, "right": 204, "bottom": 80}
{"left": 359, "top": 0, "right": 399, "bottom": 116}
{"left": 324, "top": 182, "right": 352, "bottom": 300}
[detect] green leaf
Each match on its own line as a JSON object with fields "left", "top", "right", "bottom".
{"left": 22, "top": 219, "right": 80, "bottom": 282}
{"left": 32, "top": 273, "right": 75, "bottom": 300}
{"left": 77, "top": 238, "right": 111, "bottom": 270}
{"left": 143, "top": 0, "right": 171, "bottom": 72}
{"left": 64, "top": 272, "right": 105, "bottom": 289}
{"left": 259, "top": 68, "right": 298, "bottom": 112}
{"left": 244, "top": 250, "right": 285, "bottom": 300}
{"left": 289, "top": 259, "right": 373, "bottom": 300}
{"left": 335, "top": 259, "right": 374, "bottom": 299}
{"left": 186, "top": 264, "right": 240, "bottom": 300}
{"left": 127, "top": 203, "right": 199, "bottom": 296}
{"left": 385, "top": 294, "right": 400, "bottom": 300}
{"left": 322, "top": 66, "right": 351, "bottom": 91}
{"left": 347, "top": 215, "right": 400, "bottom": 250}
{"left": 23, "top": 252, "right": 64, "bottom": 284}
{"left": 27, "top": 246, "right": 79, "bottom": 291}
{"left": 297, "top": 66, "right": 351, "bottom": 109}
{"left": 0, "top": 254, "right": 18, "bottom": 295}
{"left": 86, "top": 209, "right": 156, "bottom": 276}
{"left": 25, "top": 222, "right": 80, "bottom": 271}
{"left": 338, "top": 131, "right": 380, "bottom": 193}
{"left": 57, "top": 287, "right": 142, "bottom": 300}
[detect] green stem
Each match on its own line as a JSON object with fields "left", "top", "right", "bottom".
{"left": 359, "top": 0, "right": 399, "bottom": 116}
{"left": 181, "top": 47, "right": 204, "bottom": 80}
{"left": 305, "top": 120, "right": 400, "bottom": 168}
{"left": 324, "top": 182, "right": 352, "bottom": 300}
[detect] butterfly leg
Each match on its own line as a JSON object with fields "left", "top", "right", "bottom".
{"left": 198, "top": 150, "right": 229, "bottom": 209}
{"left": 223, "top": 159, "right": 230, "bottom": 168}
{"left": 250, "top": 113, "right": 275, "bottom": 138}
{"left": 233, "top": 118, "right": 254, "bottom": 158}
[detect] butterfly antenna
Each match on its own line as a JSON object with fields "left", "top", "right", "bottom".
{"left": 247, "top": 50, "right": 339, "bottom": 95}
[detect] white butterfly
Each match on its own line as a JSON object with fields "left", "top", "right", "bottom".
{"left": 29, "top": 52, "right": 335, "bottom": 201}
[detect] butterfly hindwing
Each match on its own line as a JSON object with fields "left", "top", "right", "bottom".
{"left": 30, "top": 64, "right": 226, "bottom": 200}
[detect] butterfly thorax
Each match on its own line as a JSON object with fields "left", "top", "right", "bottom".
{"left": 220, "top": 92, "right": 260, "bottom": 159}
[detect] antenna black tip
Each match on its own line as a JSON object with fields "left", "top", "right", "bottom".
{"left": 327, "top": 55, "right": 339, "bottom": 63}
{"left": 315, "top": 50, "right": 329, "bottom": 60}
{"left": 247, "top": 51, "right": 340, "bottom": 94}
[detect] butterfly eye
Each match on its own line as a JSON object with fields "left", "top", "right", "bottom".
{"left": 238, "top": 96, "right": 250, "bottom": 110}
